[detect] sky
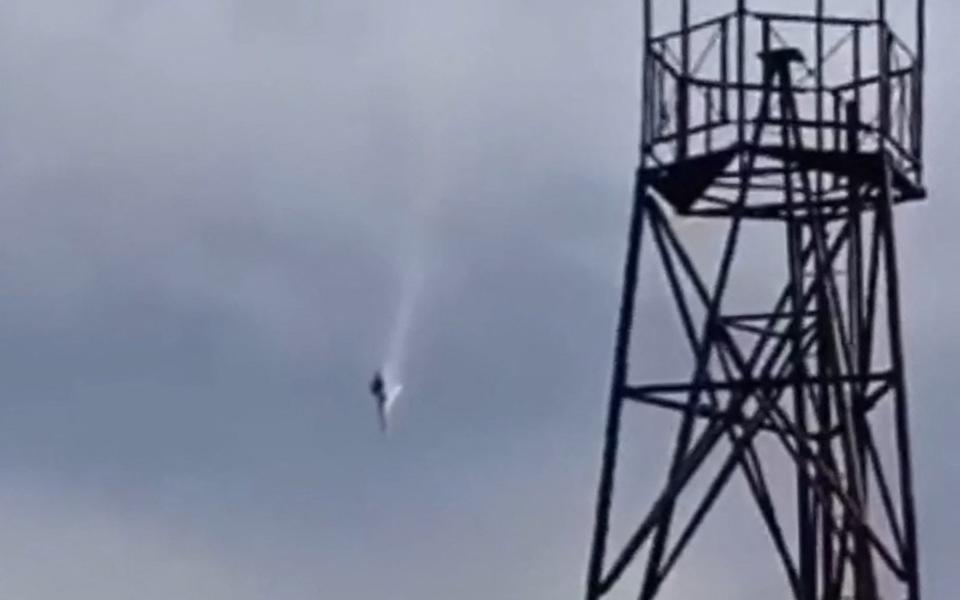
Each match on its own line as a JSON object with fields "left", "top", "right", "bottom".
{"left": 0, "top": 0, "right": 953, "bottom": 598}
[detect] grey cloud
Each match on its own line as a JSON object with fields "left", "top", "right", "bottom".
{"left": 0, "top": 0, "right": 951, "bottom": 598}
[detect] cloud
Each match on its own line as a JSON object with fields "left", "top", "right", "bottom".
{"left": 0, "top": 477, "right": 327, "bottom": 599}
{"left": 0, "top": 1, "right": 951, "bottom": 599}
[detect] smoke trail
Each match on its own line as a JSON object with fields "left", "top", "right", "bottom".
{"left": 378, "top": 43, "right": 466, "bottom": 396}
{"left": 383, "top": 251, "right": 427, "bottom": 383}
{"left": 380, "top": 116, "right": 446, "bottom": 390}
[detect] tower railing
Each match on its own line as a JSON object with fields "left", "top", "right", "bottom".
{"left": 643, "top": 11, "right": 922, "bottom": 191}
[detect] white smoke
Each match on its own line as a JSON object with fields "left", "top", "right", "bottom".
{"left": 378, "top": 29, "right": 475, "bottom": 404}
{"left": 384, "top": 255, "right": 426, "bottom": 384}
{"left": 381, "top": 109, "right": 448, "bottom": 395}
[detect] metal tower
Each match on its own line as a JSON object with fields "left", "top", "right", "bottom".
{"left": 586, "top": 2, "right": 925, "bottom": 599}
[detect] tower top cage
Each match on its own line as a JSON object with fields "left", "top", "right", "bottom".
{"left": 640, "top": 0, "right": 926, "bottom": 217}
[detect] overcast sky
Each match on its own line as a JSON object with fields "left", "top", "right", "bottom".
{"left": 0, "top": 0, "right": 953, "bottom": 598}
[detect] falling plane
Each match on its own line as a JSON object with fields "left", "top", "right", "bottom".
{"left": 370, "top": 370, "right": 402, "bottom": 432}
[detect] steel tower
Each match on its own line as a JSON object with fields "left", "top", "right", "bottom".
{"left": 586, "top": 2, "right": 925, "bottom": 599}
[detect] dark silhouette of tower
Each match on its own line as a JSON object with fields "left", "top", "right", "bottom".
{"left": 586, "top": 2, "right": 925, "bottom": 599}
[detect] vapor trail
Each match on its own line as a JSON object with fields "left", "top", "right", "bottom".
{"left": 380, "top": 110, "right": 448, "bottom": 394}
{"left": 384, "top": 251, "right": 426, "bottom": 383}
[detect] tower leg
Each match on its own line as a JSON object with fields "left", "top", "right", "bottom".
{"left": 877, "top": 157, "right": 921, "bottom": 600}
{"left": 585, "top": 173, "right": 649, "bottom": 600}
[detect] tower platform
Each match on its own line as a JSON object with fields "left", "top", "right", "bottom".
{"left": 643, "top": 142, "right": 926, "bottom": 216}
